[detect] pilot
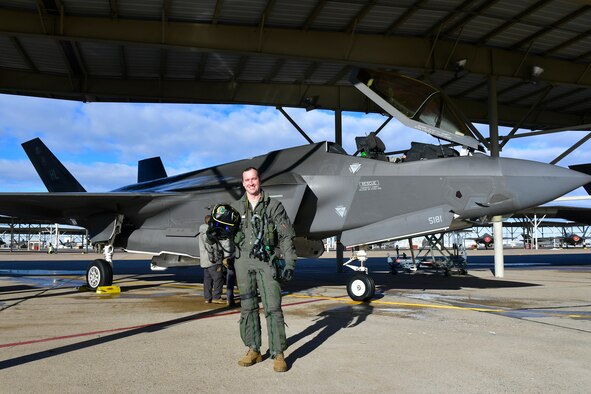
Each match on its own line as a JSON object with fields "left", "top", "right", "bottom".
{"left": 231, "top": 166, "right": 297, "bottom": 373}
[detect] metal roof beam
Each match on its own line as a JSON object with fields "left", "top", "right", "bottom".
{"left": 1, "top": 68, "right": 585, "bottom": 129}
{"left": 477, "top": 0, "right": 552, "bottom": 45}
{"left": 512, "top": 123, "right": 591, "bottom": 136}
{"left": 212, "top": 0, "right": 224, "bottom": 25}
{"left": 119, "top": 45, "right": 127, "bottom": 79}
{"left": 232, "top": 55, "right": 248, "bottom": 81}
{"left": 159, "top": 48, "right": 167, "bottom": 80}
{"left": 500, "top": 85, "right": 553, "bottom": 149}
{"left": 263, "top": 58, "right": 285, "bottom": 83}
{"left": 303, "top": 0, "right": 326, "bottom": 31}
{"left": 455, "top": 79, "right": 487, "bottom": 98}
{"left": 1, "top": 9, "right": 590, "bottom": 88}
{"left": 196, "top": 52, "right": 208, "bottom": 80}
{"left": 276, "top": 106, "right": 314, "bottom": 144}
{"left": 543, "top": 27, "right": 591, "bottom": 57}
{"left": 296, "top": 61, "right": 320, "bottom": 84}
{"left": 386, "top": 0, "right": 425, "bottom": 36}
{"left": 504, "top": 83, "right": 552, "bottom": 106}
{"left": 109, "top": 0, "right": 119, "bottom": 19}
{"left": 10, "top": 36, "right": 38, "bottom": 72}
{"left": 345, "top": 1, "right": 376, "bottom": 33}
{"left": 440, "top": 0, "right": 500, "bottom": 38}
{"left": 259, "top": 0, "right": 277, "bottom": 29}
{"left": 551, "top": 131, "right": 591, "bottom": 165}
{"left": 325, "top": 65, "right": 351, "bottom": 85}
{"left": 552, "top": 93, "right": 591, "bottom": 113}
{"left": 542, "top": 87, "right": 586, "bottom": 107}
{"left": 510, "top": 5, "right": 590, "bottom": 51}
{"left": 424, "top": 0, "right": 477, "bottom": 37}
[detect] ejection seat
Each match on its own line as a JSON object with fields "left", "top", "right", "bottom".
{"left": 355, "top": 131, "right": 388, "bottom": 161}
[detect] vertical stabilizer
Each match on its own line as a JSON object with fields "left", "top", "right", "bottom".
{"left": 138, "top": 157, "right": 167, "bottom": 183}
{"left": 22, "top": 138, "right": 86, "bottom": 192}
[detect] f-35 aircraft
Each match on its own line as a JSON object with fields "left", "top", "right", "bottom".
{"left": 522, "top": 231, "right": 585, "bottom": 248}
{"left": 0, "top": 69, "right": 589, "bottom": 301}
{"left": 471, "top": 233, "right": 494, "bottom": 249}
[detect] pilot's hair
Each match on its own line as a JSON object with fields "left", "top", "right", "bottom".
{"left": 242, "top": 166, "right": 259, "bottom": 177}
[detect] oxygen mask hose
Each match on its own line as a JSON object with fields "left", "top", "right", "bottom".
{"left": 250, "top": 214, "right": 269, "bottom": 261}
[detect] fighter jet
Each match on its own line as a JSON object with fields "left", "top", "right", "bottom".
{"left": 522, "top": 231, "right": 585, "bottom": 248}
{"left": 471, "top": 233, "right": 494, "bottom": 249}
{"left": 0, "top": 68, "right": 589, "bottom": 302}
{"left": 562, "top": 233, "right": 585, "bottom": 247}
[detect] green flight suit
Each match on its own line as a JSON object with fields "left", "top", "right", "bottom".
{"left": 231, "top": 190, "right": 297, "bottom": 356}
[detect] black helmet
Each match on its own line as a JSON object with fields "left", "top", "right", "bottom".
{"left": 207, "top": 204, "right": 241, "bottom": 242}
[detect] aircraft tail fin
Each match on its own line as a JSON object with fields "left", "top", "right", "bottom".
{"left": 138, "top": 157, "right": 168, "bottom": 183}
{"left": 22, "top": 138, "right": 86, "bottom": 192}
{"left": 569, "top": 164, "right": 591, "bottom": 195}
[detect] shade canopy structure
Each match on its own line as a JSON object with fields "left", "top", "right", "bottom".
{"left": 0, "top": 0, "right": 590, "bottom": 135}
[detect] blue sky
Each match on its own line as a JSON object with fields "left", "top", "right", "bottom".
{"left": 1, "top": 93, "right": 591, "bottom": 202}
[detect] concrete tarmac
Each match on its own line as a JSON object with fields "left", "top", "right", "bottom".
{"left": 0, "top": 250, "right": 590, "bottom": 393}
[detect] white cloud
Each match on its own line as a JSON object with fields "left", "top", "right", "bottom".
{"left": 0, "top": 159, "right": 41, "bottom": 192}
{"left": 2, "top": 94, "right": 591, "bottom": 196}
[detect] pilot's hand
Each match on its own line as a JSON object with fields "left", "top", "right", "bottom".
{"left": 222, "top": 258, "right": 229, "bottom": 268}
{"left": 281, "top": 268, "right": 294, "bottom": 282}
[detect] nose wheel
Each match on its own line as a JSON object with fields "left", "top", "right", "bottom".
{"left": 86, "top": 259, "right": 113, "bottom": 290}
{"left": 347, "top": 273, "right": 375, "bottom": 302}
{"left": 343, "top": 250, "right": 376, "bottom": 302}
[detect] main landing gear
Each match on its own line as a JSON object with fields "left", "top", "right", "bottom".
{"left": 85, "top": 245, "right": 114, "bottom": 290}
{"left": 343, "top": 250, "right": 375, "bottom": 302}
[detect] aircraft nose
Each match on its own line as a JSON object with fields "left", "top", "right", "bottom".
{"left": 500, "top": 158, "right": 591, "bottom": 210}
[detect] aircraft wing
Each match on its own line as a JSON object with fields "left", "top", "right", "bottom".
{"left": 0, "top": 192, "right": 171, "bottom": 223}
{"left": 512, "top": 205, "right": 591, "bottom": 226}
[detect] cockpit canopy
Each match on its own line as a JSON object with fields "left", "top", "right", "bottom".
{"left": 352, "top": 69, "right": 481, "bottom": 150}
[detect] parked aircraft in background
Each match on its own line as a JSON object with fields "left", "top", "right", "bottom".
{"left": 0, "top": 69, "right": 589, "bottom": 301}
{"left": 471, "top": 233, "right": 494, "bottom": 249}
{"left": 522, "top": 231, "right": 585, "bottom": 248}
{"left": 562, "top": 233, "right": 585, "bottom": 246}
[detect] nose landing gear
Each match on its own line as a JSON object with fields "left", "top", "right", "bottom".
{"left": 343, "top": 250, "right": 375, "bottom": 302}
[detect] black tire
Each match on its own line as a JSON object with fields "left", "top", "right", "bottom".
{"left": 86, "top": 259, "right": 113, "bottom": 290}
{"left": 347, "top": 273, "right": 375, "bottom": 302}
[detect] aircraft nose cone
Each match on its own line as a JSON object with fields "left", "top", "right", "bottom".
{"left": 500, "top": 158, "right": 591, "bottom": 210}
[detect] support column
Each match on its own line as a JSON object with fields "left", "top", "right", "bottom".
{"left": 334, "top": 109, "right": 342, "bottom": 146}
{"left": 55, "top": 223, "right": 59, "bottom": 253}
{"left": 489, "top": 75, "right": 504, "bottom": 278}
{"left": 335, "top": 109, "right": 343, "bottom": 273}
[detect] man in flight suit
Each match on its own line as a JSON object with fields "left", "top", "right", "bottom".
{"left": 231, "top": 167, "right": 297, "bottom": 372}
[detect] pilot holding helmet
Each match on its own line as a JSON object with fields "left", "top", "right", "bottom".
{"left": 230, "top": 166, "right": 297, "bottom": 373}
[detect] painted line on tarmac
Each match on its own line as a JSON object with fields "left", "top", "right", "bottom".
{"left": 286, "top": 293, "right": 505, "bottom": 312}
{"left": 0, "top": 298, "right": 323, "bottom": 349}
{"left": 287, "top": 294, "right": 590, "bottom": 318}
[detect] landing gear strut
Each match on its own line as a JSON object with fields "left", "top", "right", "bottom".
{"left": 86, "top": 230, "right": 118, "bottom": 291}
{"left": 343, "top": 250, "right": 375, "bottom": 302}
